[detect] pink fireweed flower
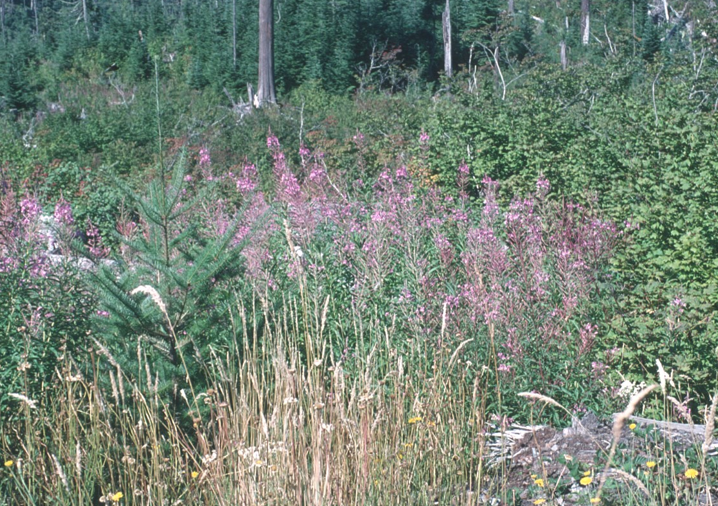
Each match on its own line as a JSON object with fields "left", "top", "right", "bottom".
{"left": 236, "top": 177, "right": 256, "bottom": 193}
{"left": 28, "top": 256, "right": 49, "bottom": 278}
{"left": 86, "top": 220, "right": 109, "bottom": 258}
{"left": 671, "top": 297, "right": 686, "bottom": 313}
{"left": 579, "top": 323, "right": 597, "bottom": 355}
{"left": 371, "top": 209, "right": 393, "bottom": 224}
{"left": 20, "top": 197, "right": 41, "bottom": 223}
{"left": 591, "top": 361, "right": 608, "bottom": 376}
{"left": 481, "top": 175, "right": 497, "bottom": 187}
{"left": 53, "top": 198, "right": 74, "bottom": 225}
{"left": 279, "top": 171, "right": 301, "bottom": 199}
{"left": 236, "top": 163, "right": 258, "bottom": 193}
{"left": 116, "top": 219, "right": 137, "bottom": 238}
{"left": 199, "top": 147, "right": 211, "bottom": 168}
{"left": 0, "top": 257, "right": 18, "bottom": 273}
{"left": 419, "top": 130, "right": 430, "bottom": 145}
{"left": 308, "top": 166, "right": 326, "bottom": 183}
{"left": 267, "top": 135, "right": 280, "bottom": 148}
{"left": 536, "top": 175, "right": 550, "bottom": 194}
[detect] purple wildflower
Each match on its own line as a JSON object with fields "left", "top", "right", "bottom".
{"left": 86, "top": 220, "right": 109, "bottom": 258}
{"left": 53, "top": 198, "right": 74, "bottom": 226}
{"left": 20, "top": 197, "right": 41, "bottom": 223}
{"left": 199, "top": 147, "right": 211, "bottom": 168}
{"left": 536, "top": 175, "right": 550, "bottom": 195}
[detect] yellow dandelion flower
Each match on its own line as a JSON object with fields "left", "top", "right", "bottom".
{"left": 685, "top": 468, "right": 699, "bottom": 479}
{"left": 530, "top": 474, "right": 538, "bottom": 479}
{"left": 426, "top": 421, "right": 436, "bottom": 427}
{"left": 582, "top": 470, "right": 591, "bottom": 477}
{"left": 580, "top": 476, "right": 593, "bottom": 486}
{"left": 533, "top": 499, "right": 546, "bottom": 505}
{"left": 408, "top": 416, "right": 422, "bottom": 424}
{"left": 191, "top": 471, "right": 199, "bottom": 479}
{"left": 646, "top": 461, "right": 657, "bottom": 469}
{"left": 110, "top": 492, "right": 124, "bottom": 502}
{"left": 590, "top": 498, "right": 601, "bottom": 504}
{"left": 629, "top": 423, "right": 637, "bottom": 430}
{"left": 3, "top": 460, "right": 13, "bottom": 468}
{"left": 534, "top": 478, "right": 545, "bottom": 488}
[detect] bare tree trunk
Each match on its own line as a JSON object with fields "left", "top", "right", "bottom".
{"left": 493, "top": 46, "right": 506, "bottom": 100}
{"left": 442, "top": 0, "right": 452, "bottom": 78}
{"left": 82, "top": 0, "right": 90, "bottom": 40}
{"left": 581, "top": 0, "right": 590, "bottom": 45}
{"left": 560, "top": 40, "right": 568, "bottom": 70}
{"left": 31, "top": 0, "right": 38, "bottom": 36}
{"left": 257, "top": 0, "right": 276, "bottom": 106}
{"left": 232, "top": 0, "right": 237, "bottom": 68}
{"left": 1, "top": 0, "right": 6, "bottom": 42}
{"left": 508, "top": 0, "right": 514, "bottom": 15}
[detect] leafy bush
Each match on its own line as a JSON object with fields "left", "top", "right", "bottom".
{"left": 421, "top": 64, "right": 718, "bottom": 405}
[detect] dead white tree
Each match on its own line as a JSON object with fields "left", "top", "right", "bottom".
{"left": 257, "top": 0, "right": 276, "bottom": 106}
{"left": 581, "top": 0, "right": 590, "bottom": 45}
{"left": 443, "top": 0, "right": 452, "bottom": 77}
{"left": 31, "top": 0, "right": 39, "bottom": 36}
{"left": 478, "top": 43, "right": 507, "bottom": 100}
{"left": 63, "top": 0, "right": 91, "bottom": 40}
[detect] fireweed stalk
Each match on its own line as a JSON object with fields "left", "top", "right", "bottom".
{"left": 251, "top": 137, "right": 618, "bottom": 405}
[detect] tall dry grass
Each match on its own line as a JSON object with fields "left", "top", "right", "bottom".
{"left": 2, "top": 292, "right": 717, "bottom": 505}
{"left": 1, "top": 291, "right": 494, "bottom": 506}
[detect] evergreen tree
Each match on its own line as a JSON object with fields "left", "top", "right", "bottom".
{"left": 0, "top": 37, "right": 37, "bottom": 113}
{"left": 89, "top": 155, "right": 262, "bottom": 403}
{"left": 642, "top": 16, "right": 662, "bottom": 61}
